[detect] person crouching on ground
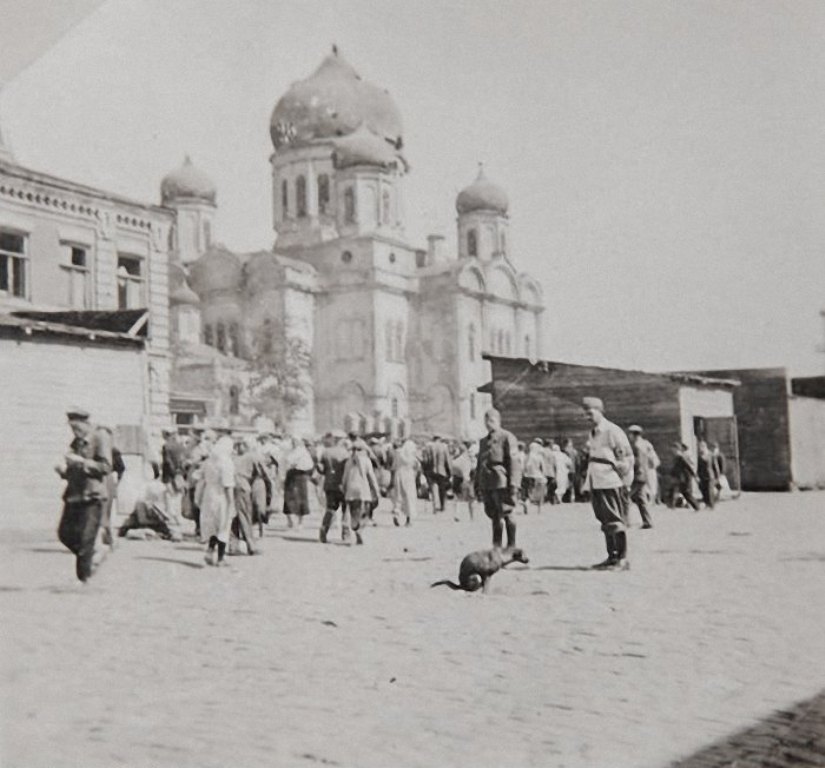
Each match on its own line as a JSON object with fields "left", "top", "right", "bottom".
{"left": 342, "top": 438, "right": 381, "bottom": 545}
{"left": 582, "top": 397, "right": 634, "bottom": 570}
{"left": 198, "top": 435, "right": 236, "bottom": 566}
{"left": 55, "top": 408, "right": 113, "bottom": 583}
{"left": 475, "top": 408, "right": 521, "bottom": 549}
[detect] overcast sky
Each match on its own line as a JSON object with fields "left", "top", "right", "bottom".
{"left": 1, "top": 0, "right": 824, "bottom": 376}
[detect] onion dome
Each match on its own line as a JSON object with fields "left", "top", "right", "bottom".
{"left": 243, "top": 251, "right": 283, "bottom": 291}
{"left": 270, "top": 48, "right": 403, "bottom": 151}
{"left": 188, "top": 245, "right": 242, "bottom": 295}
{"left": 332, "top": 123, "right": 400, "bottom": 170}
{"left": 456, "top": 165, "right": 509, "bottom": 216}
{"left": 161, "top": 155, "right": 216, "bottom": 206}
{"left": 170, "top": 280, "right": 200, "bottom": 306}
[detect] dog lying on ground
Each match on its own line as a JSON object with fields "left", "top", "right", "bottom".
{"left": 431, "top": 547, "right": 529, "bottom": 593}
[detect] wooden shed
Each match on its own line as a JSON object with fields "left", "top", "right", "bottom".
{"left": 482, "top": 356, "right": 740, "bottom": 488}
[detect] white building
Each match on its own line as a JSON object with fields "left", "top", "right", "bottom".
{"left": 168, "top": 50, "right": 546, "bottom": 439}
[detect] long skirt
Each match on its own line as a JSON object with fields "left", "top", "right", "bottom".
{"left": 393, "top": 468, "right": 418, "bottom": 519}
{"left": 283, "top": 469, "right": 311, "bottom": 517}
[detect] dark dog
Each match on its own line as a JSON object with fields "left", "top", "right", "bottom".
{"left": 431, "top": 547, "right": 529, "bottom": 593}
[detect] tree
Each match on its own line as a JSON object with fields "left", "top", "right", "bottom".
{"left": 247, "top": 318, "right": 312, "bottom": 431}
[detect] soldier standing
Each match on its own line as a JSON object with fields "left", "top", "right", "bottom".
{"left": 582, "top": 397, "right": 634, "bottom": 570}
{"left": 474, "top": 408, "right": 522, "bottom": 549}
{"left": 55, "top": 409, "right": 113, "bottom": 582}
{"left": 627, "top": 425, "right": 658, "bottom": 529}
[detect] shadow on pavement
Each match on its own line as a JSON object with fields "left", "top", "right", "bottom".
{"left": 27, "top": 547, "right": 68, "bottom": 554}
{"left": 667, "top": 689, "right": 825, "bottom": 767}
{"left": 533, "top": 565, "right": 593, "bottom": 572}
{"left": 135, "top": 556, "right": 205, "bottom": 570}
{"left": 274, "top": 534, "right": 349, "bottom": 547}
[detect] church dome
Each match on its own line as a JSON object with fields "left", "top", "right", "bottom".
{"left": 270, "top": 49, "right": 403, "bottom": 151}
{"left": 161, "top": 156, "right": 216, "bottom": 206}
{"left": 332, "top": 124, "right": 400, "bottom": 170}
{"left": 244, "top": 251, "right": 283, "bottom": 291}
{"left": 456, "top": 166, "right": 509, "bottom": 216}
{"left": 188, "top": 245, "right": 242, "bottom": 295}
{"left": 170, "top": 280, "right": 200, "bottom": 306}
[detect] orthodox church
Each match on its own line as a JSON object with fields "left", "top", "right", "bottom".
{"left": 163, "top": 49, "right": 546, "bottom": 440}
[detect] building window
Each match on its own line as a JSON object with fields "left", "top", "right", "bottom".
{"left": 470, "top": 392, "right": 476, "bottom": 420}
{"left": 116, "top": 254, "right": 143, "bottom": 309}
{"left": 204, "top": 324, "right": 214, "bottom": 346}
{"left": 468, "top": 323, "right": 476, "bottom": 362}
{"left": 0, "top": 231, "right": 27, "bottom": 299}
{"left": 318, "top": 174, "right": 330, "bottom": 214}
{"left": 467, "top": 228, "right": 478, "bottom": 257}
{"left": 61, "top": 244, "right": 89, "bottom": 309}
{"left": 261, "top": 317, "right": 274, "bottom": 355}
{"left": 395, "top": 321, "right": 404, "bottom": 361}
{"left": 391, "top": 397, "right": 399, "bottom": 419}
{"left": 501, "top": 231, "right": 506, "bottom": 254}
{"left": 216, "top": 323, "right": 226, "bottom": 353}
{"left": 341, "top": 250, "right": 353, "bottom": 264}
{"left": 385, "top": 321, "right": 393, "bottom": 361}
{"left": 228, "top": 322, "right": 240, "bottom": 356}
{"left": 229, "top": 385, "right": 240, "bottom": 416}
{"left": 382, "top": 189, "right": 391, "bottom": 224}
{"left": 344, "top": 187, "right": 356, "bottom": 223}
{"left": 504, "top": 331, "right": 512, "bottom": 355}
{"left": 296, "top": 175, "right": 307, "bottom": 218}
{"left": 281, "top": 179, "right": 289, "bottom": 218}
{"left": 203, "top": 220, "right": 211, "bottom": 248}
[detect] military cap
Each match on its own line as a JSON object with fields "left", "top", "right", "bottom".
{"left": 66, "top": 408, "right": 90, "bottom": 421}
{"left": 628, "top": 425, "right": 643, "bottom": 434}
{"left": 581, "top": 396, "right": 604, "bottom": 412}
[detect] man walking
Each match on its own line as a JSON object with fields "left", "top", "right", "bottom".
{"left": 474, "top": 408, "right": 521, "bottom": 549}
{"left": 55, "top": 408, "right": 113, "bottom": 582}
{"left": 627, "top": 425, "right": 658, "bottom": 529}
{"left": 424, "top": 434, "right": 452, "bottom": 514}
{"left": 582, "top": 397, "right": 634, "bottom": 570}
{"left": 318, "top": 430, "right": 350, "bottom": 542}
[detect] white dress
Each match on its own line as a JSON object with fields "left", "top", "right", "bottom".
{"left": 198, "top": 453, "right": 236, "bottom": 543}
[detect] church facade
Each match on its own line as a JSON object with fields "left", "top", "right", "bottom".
{"left": 165, "top": 50, "right": 546, "bottom": 440}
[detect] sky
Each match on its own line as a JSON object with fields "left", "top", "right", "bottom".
{"left": 1, "top": 0, "right": 824, "bottom": 376}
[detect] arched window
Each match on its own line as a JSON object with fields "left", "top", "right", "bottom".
{"left": 261, "top": 317, "right": 274, "bottom": 355}
{"left": 296, "top": 175, "right": 307, "bottom": 218}
{"left": 468, "top": 323, "right": 476, "bottom": 362}
{"left": 228, "top": 385, "right": 240, "bottom": 416}
{"left": 281, "top": 179, "right": 289, "bottom": 218}
{"left": 317, "top": 174, "right": 330, "bottom": 214}
{"left": 391, "top": 397, "right": 399, "bottom": 418}
{"left": 467, "top": 228, "right": 478, "bottom": 257}
{"left": 382, "top": 189, "right": 391, "bottom": 224}
{"left": 497, "top": 329, "right": 504, "bottom": 354}
{"left": 216, "top": 323, "right": 226, "bottom": 353}
{"left": 228, "top": 322, "right": 240, "bottom": 357}
{"left": 385, "top": 321, "right": 393, "bottom": 361}
{"left": 204, "top": 324, "right": 213, "bottom": 346}
{"left": 344, "top": 187, "right": 356, "bottom": 223}
{"left": 203, "top": 220, "right": 211, "bottom": 248}
{"left": 395, "top": 322, "right": 404, "bottom": 361}
{"left": 470, "top": 392, "right": 476, "bottom": 420}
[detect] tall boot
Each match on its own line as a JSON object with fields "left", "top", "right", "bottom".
{"left": 491, "top": 517, "right": 503, "bottom": 548}
{"left": 504, "top": 516, "right": 517, "bottom": 549}
{"left": 319, "top": 511, "right": 333, "bottom": 543}
{"left": 593, "top": 532, "right": 615, "bottom": 569}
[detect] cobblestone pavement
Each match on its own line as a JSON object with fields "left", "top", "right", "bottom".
{"left": 1, "top": 492, "right": 824, "bottom": 768}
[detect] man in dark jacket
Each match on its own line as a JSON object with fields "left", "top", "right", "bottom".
{"left": 669, "top": 442, "right": 700, "bottom": 511}
{"left": 318, "top": 430, "right": 351, "bottom": 543}
{"left": 475, "top": 409, "right": 522, "bottom": 548}
{"left": 55, "top": 409, "right": 112, "bottom": 582}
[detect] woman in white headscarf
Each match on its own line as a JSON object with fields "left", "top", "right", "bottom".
{"left": 196, "top": 435, "right": 235, "bottom": 566}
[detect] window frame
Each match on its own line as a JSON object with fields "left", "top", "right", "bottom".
{"left": 0, "top": 229, "right": 29, "bottom": 301}
{"left": 60, "top": 241, "right": 92, "bottom": 310}
{"left": 116, "top": 252, "right": 145, "bottom": 310}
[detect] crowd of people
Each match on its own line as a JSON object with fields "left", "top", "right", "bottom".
{"left": 54, "top": 402, "right": 730, "bottom": 583}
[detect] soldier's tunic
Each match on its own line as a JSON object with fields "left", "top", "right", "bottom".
{"left": 585, "top": 418, "right": 633, "bottom": 535}
{"left": 475, "top": 427, "right": 522, "bottom": 547}
{"left": 630, "top": 437, "right": 659, "bottom": 527}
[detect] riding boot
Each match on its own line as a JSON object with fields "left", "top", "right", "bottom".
{"left": 491, "top": 517, "right": 503, "bottom": 548}
{"left": 504, "top": 516, "right": 517, "bottom": 549}
{"left": 319, "top": 511, "right": 333, "bottom": 543}
{"left": 614, "top": 531, "right": 627, "bottom": 560}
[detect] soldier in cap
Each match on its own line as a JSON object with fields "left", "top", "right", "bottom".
{"left": 55, "top": 408, "right": 113, "bottom": 582}
{"left": 627, "top": 425, "right": 659, "bottom": 529}
{"left": 582, "top": 397, "right": 634, "bottom": 570}
{"left": 474, "top": 408, "right": 522, "bottom": 549}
